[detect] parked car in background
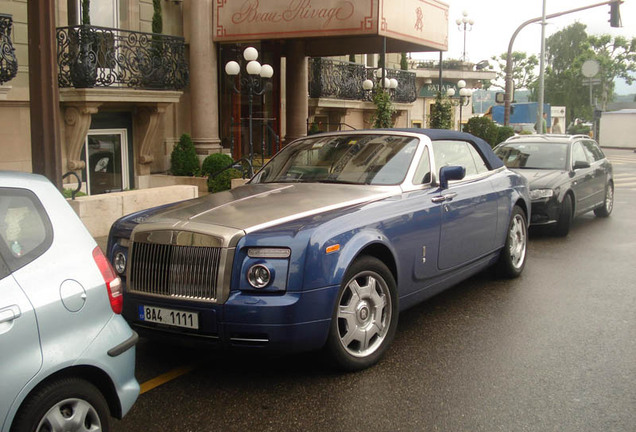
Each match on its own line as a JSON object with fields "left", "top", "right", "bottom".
{"left": 0, "top": 172, "right": 139, "bottom": 432}
{"left": 494, "top": 134, "right": 614, "bottom": 236}
{"left": 107, "top": 129, "right": 530, "bottom": 371}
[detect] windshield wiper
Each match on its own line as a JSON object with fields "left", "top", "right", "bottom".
{"left": 317, "top": 179, "right": 361, "bottom": 185}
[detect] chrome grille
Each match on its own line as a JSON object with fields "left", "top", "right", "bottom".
{"left": 128, "top": 242, "right": 222, "bottom": 301}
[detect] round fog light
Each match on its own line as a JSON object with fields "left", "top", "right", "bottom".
{"left": 114, "top": 251, "right": 127, "bottom": 275}
{"left": 247, "top": 264, "right": 271, "bottom": 289}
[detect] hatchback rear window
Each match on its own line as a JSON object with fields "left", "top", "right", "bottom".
{"left": 0, "top": 188, "right": 53, "bottom": 272}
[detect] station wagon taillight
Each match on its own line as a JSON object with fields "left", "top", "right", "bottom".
{"left": 93, "top": 246, "right": 123, "bottom": 314}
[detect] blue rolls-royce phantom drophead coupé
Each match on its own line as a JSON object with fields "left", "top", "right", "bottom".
{"left": 107, "top": 129, "right": 530, "bottom": 370}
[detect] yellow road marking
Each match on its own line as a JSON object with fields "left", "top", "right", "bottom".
{"left": 140, "top": 365, "right": 196, "bottom": 394}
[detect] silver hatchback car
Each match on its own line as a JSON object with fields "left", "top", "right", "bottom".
{"left": 0, "top": 172, "right": 139, "bottom": 432}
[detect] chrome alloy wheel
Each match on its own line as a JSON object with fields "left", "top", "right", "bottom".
{"left": 508, "top": 213, "right": 527, "bottom": 270}
{"left": 336, "top": 270, "right": 392, "bottom": 358}
{"left": 37, "top": 398, "right": 102, "bottom": 432}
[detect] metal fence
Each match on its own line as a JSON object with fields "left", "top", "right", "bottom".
{"left": 56, "top": 25, "right": 188, "bottom": 90}
{"left": 0, "top": 13, "right": 18, "bottom": 86}
{"left": 309, "top": 58, "right": 417, "bottom": 104}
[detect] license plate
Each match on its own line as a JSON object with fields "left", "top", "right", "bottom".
{"left": 138, "top": 305, "right": 199, "bottom": 329}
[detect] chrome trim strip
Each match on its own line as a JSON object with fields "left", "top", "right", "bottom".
{"left": 243, "top": 190, "right": 398, "bottom": 234}
{"left": 229, "top": 337, "right": 269, "bottom": 343}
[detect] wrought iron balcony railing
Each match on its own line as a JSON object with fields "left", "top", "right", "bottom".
{"left": 309, "top": 58, "right": 417, "bottom": 104}
{"left": 56, "top": 25, "right": 188, "bottom": 90}
{"left": 0, "top": 13, "right": 18, "bottom": 86}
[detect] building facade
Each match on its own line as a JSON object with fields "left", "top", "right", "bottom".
{"left": 0, "top": 0, "right": 493, "bottom": 197}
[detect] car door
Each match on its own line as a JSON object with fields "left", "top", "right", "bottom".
{"left": 570, "top": 141, "right": 596, "bottom": 212}
{"left": 432, "top": 140, "right": 499, "bottom": 270}
{"left": 0, "top": 189, "right": 44, "bottom": 424}
{"left": 582, "top": 140, "right": 609, "bottom": 208}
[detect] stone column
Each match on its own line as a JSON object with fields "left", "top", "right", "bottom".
{"left": 189, "top": 0, "right": 221, "bottom": 154}
{"left": 284, "top": 40, "right": 308, "bottom": 144}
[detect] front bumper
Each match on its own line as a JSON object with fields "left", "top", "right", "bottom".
{"left": 122, "top": 285, "right": 339, "bottom": 353}
{"left": 530, "top": 198, "right": 560, "bottom": 225}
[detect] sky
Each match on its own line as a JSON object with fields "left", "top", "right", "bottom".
{"left": 413, "top": 0, "right": 636, "bottom": 94}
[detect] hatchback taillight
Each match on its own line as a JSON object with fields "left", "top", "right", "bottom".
{"left": 93, "top": 246, "right": 123, "bottom": 314}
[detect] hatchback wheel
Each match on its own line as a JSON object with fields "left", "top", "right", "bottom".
{"left": 12, "top": 377, "right": 110, "bottom": 432}
{"left": 325, "top": 256, "right": 398, "bottom": 371}
{"left": 594, "top": 182, "right": 614, "bottom": 217}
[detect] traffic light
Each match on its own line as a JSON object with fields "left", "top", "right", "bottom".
{"left": 609, "top": 0, "right": 622, "bottom": 28}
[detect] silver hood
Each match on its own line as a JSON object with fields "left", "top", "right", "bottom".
{"left": 142, "top": 183, "right": 397, "bottom": 235}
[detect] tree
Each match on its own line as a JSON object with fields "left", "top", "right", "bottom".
{"left": 400, "top": 52, "right": 409, "bottom": 70}
{"left": 428, "top": 93, "right": 452, "bottom": 129}
{"left": 542, "top": 23, "right": 636, "bottom": 123}
{"left": 542, "top": 23, "right": 592, "bottom": 124}
{"left": 371, "top": 89, "right": 395, "bottom": 128}
{"left": 490, "top": 51, "right": 538, "bottom": 91}
{"left": 586, "top": 34, "right": 636, "bottom": 110}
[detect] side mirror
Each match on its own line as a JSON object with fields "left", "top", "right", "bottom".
{"left": 573, "top": 160, "right": 591, "bottom": 170}
{"left": 439, "top": 165, "right": 466, "bottom": 189}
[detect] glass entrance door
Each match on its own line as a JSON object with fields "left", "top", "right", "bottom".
{"left": 82, "top": 129, "right": 129, "bottom": 195}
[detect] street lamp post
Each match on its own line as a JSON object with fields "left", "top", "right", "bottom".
{"left": 446, "top": 79, "right": 471, "bottom": 131}
{"left": 362, "top": 68, "right": 399, "bottom": 94}
{"left": 456, "top": 11, "right": 474, "bottom": 62}
{"left": 225, "top": 46, "right": 273, "bottom": 176}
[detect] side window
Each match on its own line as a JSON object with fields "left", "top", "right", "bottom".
{"left": 432, "top": 141, "right": 478, "bottom": 177}
{"left": 412, "top": 147, "right": 431, "bottom": 185}
{"left": 467, "top": 143, "right": 490, "bottom": 174}
{"left": 571, "top": 142, "right": 588, "bottom": 166}
{"left": 0, "top": 188, "right": 53, "bottom": 272}
{"left": 583, "top": 140, "right": 604, "bottom": 162}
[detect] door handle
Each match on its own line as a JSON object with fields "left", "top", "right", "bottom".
{"left": 432, "top": 193, "right": 457, "bottom": 204}
{"left": 0, "top": 305, "right": 21, "bottom": 324}
{"left": 444, "top": 192, "right": 458, "bottom": 201}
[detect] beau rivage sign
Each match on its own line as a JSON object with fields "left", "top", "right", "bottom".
{"left": 214, "top": 0, "right": 449, "bottom": 50}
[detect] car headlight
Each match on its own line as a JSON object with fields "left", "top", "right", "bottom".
{"left": 530, "top": 188, "right": 554, "bottom": 200}
{"left": 247, "top": 264, "right": 271, "bottom": 289}
{"left": 114, "top": 251, "right": 127, "bottom": 275}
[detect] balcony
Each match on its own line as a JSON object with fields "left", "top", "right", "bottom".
{"left": 309, "top": 58, "right": 417, "bottom": 104}
{"left": 0, "top": 13, "right": 18, "bottom": 86}
{"left": 56, "top": 25, "right": 188, "bottom": 90}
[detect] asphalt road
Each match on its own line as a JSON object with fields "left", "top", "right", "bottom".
{"left": 113, "top": 148, "right": 636, "bottom": 432}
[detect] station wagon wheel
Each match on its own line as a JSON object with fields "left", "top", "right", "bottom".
{"left": 497, "top": 205, "right": 528, "bottom": 278}
{"left": 554, "top": 194, "right": 573, "bottom": 237}
{"left": 594, "top": 182, "right": 614, "bottom": 217}
{"left": 325, "top": 256, "right": 398, "bottom": 371}
{"left": 11, "top": 377, "right": 110, "bottom": 432}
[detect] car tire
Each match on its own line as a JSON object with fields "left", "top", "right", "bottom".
{"left": 11, "top": 377, "right": 111, "bottom": 432}
{"left": 325, "top": 256, "right": 398, "bottom": 371}
{"left": 496, "top": 205, "right": 528, "bottom": 278}
{"left": 594, "top": 182, "right": 614, "bottom": 218}
{"left": 554, "top": 194, "right": 573, "bottom": 237}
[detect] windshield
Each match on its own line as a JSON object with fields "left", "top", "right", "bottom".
{"left": 251, "top": 134, "right": 419, "bottom": 185}
{"left": 494, "top": 142, "right": 568, "bottom": 170}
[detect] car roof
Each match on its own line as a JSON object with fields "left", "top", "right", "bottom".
{"left": 503, "top": 134, "right": 593, "bottom": 145}
{"left": 305, "top": 128, "right": 504, "bottom": 170}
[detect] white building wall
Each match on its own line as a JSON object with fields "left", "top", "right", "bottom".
{"left": 599, "top": 110, "right": 636, "bottom": 149}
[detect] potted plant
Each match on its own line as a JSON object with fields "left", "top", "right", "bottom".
{"left": 69, "top": 0, "right": 97, "bottom": 88}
